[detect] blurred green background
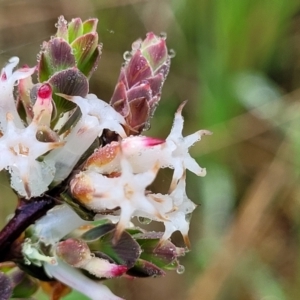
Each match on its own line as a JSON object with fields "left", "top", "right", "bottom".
{"left": 1, "top": 0, "right": 300, "bottom": 299}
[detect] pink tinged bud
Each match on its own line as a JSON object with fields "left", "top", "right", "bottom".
{"left": 84, "top": 142, "right": 121, "bottom": 173}
{"left": 110, "top": 32, "right": 171, "bottom": 135}
{"left": 56, "top": 239, "right": 127, "bottom": 278}
{"left": 56, "top": 238, "right": 91, "bottom": 267}
{"left": 44, "top": 259, "right": 124, "bottom": 300}
{"left": 17, "top": 72, "right": 35, "bottom": 121}
{"left": 141, "top": 32, "right": 169, "bottom": 73}
{"left": 122, "top": 136, "right": 164, "bottom": 150}
{"left": 33, "top": 84, "right": 53, "bottom": 126}
{"left": 37, "top": 83, "right": 52, "bottom": 99}
{"left": 70, "top": 172, "right": 94, "bottom": 204}
{"left": 121, "top": 136, "right": 166, "bottom": 174}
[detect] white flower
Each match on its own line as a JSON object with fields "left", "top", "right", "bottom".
{"left": 84, "top": 101, "right": 211, "bottom": 186}
{"left": 0, "top": 57, "right": 35, "bottom": 131}
{"left": 0, "top": 113, "right": 63, "bottom": 198}
{"left": 71, "top": 156, "right": 166, "bottom": 239}
{"left": 45, "top": 114, "right": 100, "bottom": 184}
{"left": 59, "top": 93, "right": 127, "bottom": 138}
{"left": 44, "top": 258, "right": 123, "bottom": 300}
{"left": 164, "top": 101, "right": 212, "bottom": 191}
{"left": 135, "top": 173, "right": 196, "bottom": 248}
{"left": 34, "top": 204, "right": 89, "bottom": 245}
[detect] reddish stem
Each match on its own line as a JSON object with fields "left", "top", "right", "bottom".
{"left": 0, "top": 196, "right": 56, "bottom": 261}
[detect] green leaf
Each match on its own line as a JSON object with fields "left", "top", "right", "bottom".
{"left": 60, "top": 192, "right": 95, "bottom": 221}
{"left": 81, "top": 223, "right": 115, "bottom": 241}
{"left": 82, "top": 18, "right": 98, "bottom": 34}
{"left": 71, "top": 33, "right": 101, "bottom": 77}
{"left": 68, "top": 18, "right": 83, "bottom": 44}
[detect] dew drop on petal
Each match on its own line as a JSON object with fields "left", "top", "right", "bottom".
{"left": 168, "top": 49, "right": 176, "bottom": 58}
{"left": 132, "top": 39, "right": 142, "bottom": 51}
{"left": 123, "top": 51, "right": 132, "bottom": 61}
{"left": 176, "top": 264, "right": 185, "bottom": 274}
{"left": 159, "top": 32, "right": 167, "bottom": 40}
{"left": 137, "top": 216, "right": 152, "bottom": 225}
{"left": 184, "top": 247, "right": 190, "bottom": 253}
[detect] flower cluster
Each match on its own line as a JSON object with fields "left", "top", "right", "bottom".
{"left": 0, "top": 16, "right": 211, "bottom": 300}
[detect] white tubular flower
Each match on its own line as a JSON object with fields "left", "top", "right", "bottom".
{"left": 34, "top": 204, "right": 89, "bottom": 245}
{"left": 0, "top": 57, "right": 35, "bottom": 131}
{"left": 83, "top": 102, "right": 210, "bottom": 189}
{"left": 59, "top": 93, "right": 127, "bottom": 138}
{"left": 71, "top": 156, "right": 166, "bottom": 240}
{"left": 84, "top": 137, "right": 164, "bottom": 174}
{"left": 0, "top": 113, "right": 63, "bottom": 198}
{"left": 135, "top": 173, "right": 196, "bottom": 248}
{"left": 45, "top": 114, "right": 100, "bottom": 184}
{"left": 164, "top": 101, "right": 212, "bottom": 191}
{"left": 158, "top": 173, "right": 196, "bottom": 248}
{"left": 44, "top": 258, "right": 124, "bottom": 300}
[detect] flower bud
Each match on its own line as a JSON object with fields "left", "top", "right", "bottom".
{"left": 56, "top": 238, "right": 127, "bottom": 278}
{"left": 32, "top": 83, "right": 53, "bottom": 126}
{"left": 110, "top": 32, "right": 171, "bottom": 135}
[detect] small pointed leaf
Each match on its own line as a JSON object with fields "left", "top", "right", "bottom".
{"left": 68, "top": 18, "right": 83, "bottom": 43}
{"left": 134, "top": 233, "right": 178, "bottom": 268}
{"left": 38, "top": 38, "right": 75, "bottom": 82}
{"left": 49, "top": 67, "right": 88, "bottom": 118}
{"left": 82, "top": 18, "right": 98, "bottom": 34}
{"left": 81, "top": 223, "right": 115, "bottom": 241}
{"left": 71, "top": 33, "right": 101, "bottom": 77}
{"left": 60, "top": 192, "right": 95, "bottom": 221}
{"left": 88, "top": 228, "right": 140, "bottom": 268}
{"left": 127, "top": 259, "right": 165, "bottom": 278}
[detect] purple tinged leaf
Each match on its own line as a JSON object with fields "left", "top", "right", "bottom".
{"left": 88, "top": 228, "right": 141, "bottom": 269}
{"left": 125, "top": 51, "right": 152, "bottom": 88}
{"left": 7, "top": 267, "right": 39, "bottom": 298}
{"left": 126, "top": 259, "right": 165, "bottom": 278}
{"left": 134, "top": 233, "right": 180, "bottom": 268}
{"left": 68, "top": 18, "right": 83, "bottom": 43}
{"left": 0, "top": 272, "right": 12, "bottom": 300}
{"left": 146, "top": 73, "right": 164, "bottom": 95}
{"left": 38, "top": 38, "right": 75, "bottom": 82}
{"left": 49, "top": 68, "right": 88, "bottom": 97}
{"left": 49, "top": 67, "right": 88, "bottom": 115}
{"left": 126, "top": 83, "right": 152, "bottom": 102}
{"left": 110, "top": 82, "right": 128, "bottom": 114}
{"left": 141, "top": 33, "right": 168, "bottom": 73}
{"left": 127, "top": 98, "right": 150, "bottom": 132}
